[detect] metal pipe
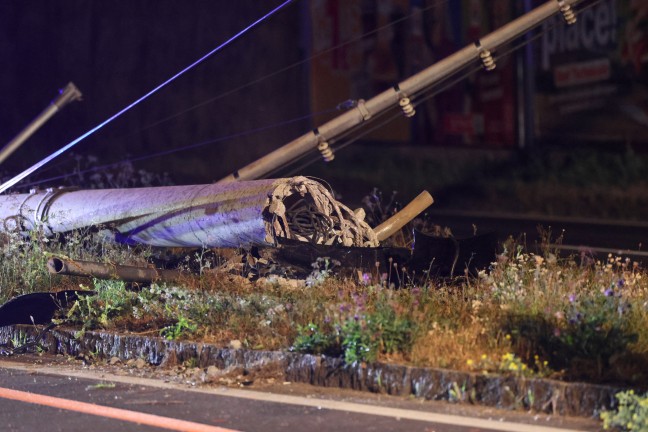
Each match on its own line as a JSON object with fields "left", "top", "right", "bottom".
{"left": 0, "top": 177, "right": 377, "bottom": 248}
{"left": 218, "top": 0, "right": 583, "bottom": 183}
{"left": 0, "top": 83, "right": 82, "bottom": 165}
{"left": 47, "top": 257, "right": 184, "bottom": 283}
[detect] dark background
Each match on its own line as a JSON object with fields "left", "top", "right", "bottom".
{"left": 0, "top": 1, "right": 310, "bottom": 184}
{"left": 0, "top": 0, "right": 646, "bottom": 219}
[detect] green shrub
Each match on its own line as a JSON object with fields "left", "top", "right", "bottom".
{"left": 601, "top": 390, "right": 648, "bottom": 431}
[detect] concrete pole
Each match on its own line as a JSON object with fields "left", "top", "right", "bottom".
{"left": 218, "top": 0, "right": 581, "bottom": 183}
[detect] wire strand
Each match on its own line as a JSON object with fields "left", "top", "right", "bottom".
{"left": 0, "top": 0, "right": 294, "bottom": 194}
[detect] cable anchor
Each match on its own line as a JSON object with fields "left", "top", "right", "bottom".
{"left": 475, "top": 40, "right": 496, "bottom": 71}
{"left": 313, "top": 129, "right": 334, "bottom": 162}
{"left": 557, "top": 0, "right": 577, "bottom": 25}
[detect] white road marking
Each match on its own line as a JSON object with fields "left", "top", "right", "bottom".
{"left": 0, "top": 360, "right": 593, "bottom": 432}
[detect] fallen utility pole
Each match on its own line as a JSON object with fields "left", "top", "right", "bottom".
{"left": 0, "top": 83, "right": 82, "bottom": 165}
{"left": 217, "top": 0, "right": 580, "bottom": 183}
{"left": 0, "top": 177, "right": 378, "bottom": 248}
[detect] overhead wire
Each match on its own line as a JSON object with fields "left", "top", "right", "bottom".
{"left": 21, "top": 108, "right": 338, "bottom": 188}
{"left": 0, "top": 0, "right": 294, "bottom": 194}
{"left": 13, "top": 0, "right": 602, "bottom": 189}
{"left": 280, "top": 0, "right": 605, "bottom": 177}
{"left": 23, "top": 0, "right": 452, "bottom": 185}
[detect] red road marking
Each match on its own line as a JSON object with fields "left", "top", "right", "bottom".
{"left": 0, "top": 386, "right": 240, "bottom": 432}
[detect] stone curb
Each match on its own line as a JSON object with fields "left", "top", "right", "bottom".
{"left": 0, "top": 325, "right": 621, "bottom": 417}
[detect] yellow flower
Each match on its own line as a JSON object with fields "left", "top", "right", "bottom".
{"left": 481, "top": 354, "right": 487, "bottom": 360}
{"left": 505, "top": 334, "right": 511, "bottom": 340}
{"left": 466, "top": 359, "right": 474, "bottom": 366}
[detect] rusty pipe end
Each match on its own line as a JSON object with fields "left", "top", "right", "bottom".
{"left": 47, "top": 257, "right": 66, "bottom": 274}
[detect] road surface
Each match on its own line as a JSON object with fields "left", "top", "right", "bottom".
{"left": 0, "top": 356, "right": 599, "bottom": 432}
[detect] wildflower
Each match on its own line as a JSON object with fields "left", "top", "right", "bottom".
{"left": 505, "top": 334, "right": 511, "bottom": 340}
{"left": 360, "top": 273, "right": 371, "bottom": 285}
{"left": 604, "top": 288, "right": 614, "bottom": 297}
{"left": 466, "top": 359, "right": 474, "bottom": 366}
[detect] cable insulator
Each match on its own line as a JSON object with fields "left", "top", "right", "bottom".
{"left": 317, "top": 141, "right": 335, "bottom": 162}
{"left": 479, "top": 49, "right": 496, "bottom": 71}
{"left": 557, "top": 1, "right": 577, "bottom": 25}
{"left": 399, "top": 97, "right": 416, "bottom": 118}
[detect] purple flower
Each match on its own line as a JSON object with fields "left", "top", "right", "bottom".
{"left": 361, "top": 273, "right": 371, "bottom": 285}
{"left": 604, "top": 288, "right": 614, "bottom": 297}
{"left": 569, "top": 294, "right": 576, "bottom": 303}
{"left": 617, "top": 279, "right": 625, "bottom": 288}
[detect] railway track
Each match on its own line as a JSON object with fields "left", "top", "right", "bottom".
{"left": 426, "top": 210, "right": 648, "bottom": 262}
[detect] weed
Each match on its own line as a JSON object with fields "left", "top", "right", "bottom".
{"left": 85, "top": 382, "right": 116, "bottom": 391}
{"left": 160, "top": 315, "right": 198, "bottom": 341}
{"left": 291, "top": 323, "right": 334, "bottom": 355}
{"left": 601, "top": 390, "right": 648, "bottom": 431}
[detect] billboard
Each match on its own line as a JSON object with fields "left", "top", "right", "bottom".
{"left": 534, "top": 0, "right": 648, "bottom": 144}
{"left": 308, "top": 0, "right": 518, "bottom": 147}
{"left": 309, "top": 0, "right": 648, "bottom": 147}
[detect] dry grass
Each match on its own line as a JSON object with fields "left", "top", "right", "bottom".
{"left": 1, "top": 226, "right": 648, "bottom": 386}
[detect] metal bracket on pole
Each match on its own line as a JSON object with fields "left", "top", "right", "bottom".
{"left": 52, "top": 82, "right": 83, "bottom": 109}
{"left": 0, "top": 82, "right": 82, "bottom": 165}
{"left": 557, "top": 0, "right": 577, "bottom": 24}
{"left": 314, "top": 128, "right": 335, "bottom": 162}
{"left": 355, "top": 99, "right": 372, "bottom": 121}
{"left": 475, "top": 40, "right": 496, "bottom": 71}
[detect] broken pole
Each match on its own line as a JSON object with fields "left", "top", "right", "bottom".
{"left": 0, "top": 177, "right": 377, "bottom": 248}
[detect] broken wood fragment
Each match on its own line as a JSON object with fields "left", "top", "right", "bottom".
{"left": 373, "top": 191, "right": 434, "bottom": 242}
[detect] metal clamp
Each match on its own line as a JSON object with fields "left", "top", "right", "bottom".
{"left": 356, "top": 99, "right": 371, "bottom": 121}
{"left": 34, "top": 186, "right": 71, "bottom": 235}
{"left": 313, "top": 129, "right": 334, "bottom": 162}
{"left": 557, "top": 0, "right": 577, "bottom": 25}
{"left": 475, "top": 40, "right": 496, "bottom": 71}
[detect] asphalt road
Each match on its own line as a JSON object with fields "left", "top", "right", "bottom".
{"left": 0, "top": 358, "right": 599, "bottom": 432}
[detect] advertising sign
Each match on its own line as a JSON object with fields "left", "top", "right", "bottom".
{"left": 534, "top": 0, "right": 648, "bottom": 143}
{"left": 309, "top": 0, "right": 518, "bottom": 147}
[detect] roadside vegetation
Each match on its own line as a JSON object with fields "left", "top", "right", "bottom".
{"left": 1, "top": 151, "right": 647, "bottom": 426}
{"left": 1, "top": 223, "right": 647, "bottom": 391}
